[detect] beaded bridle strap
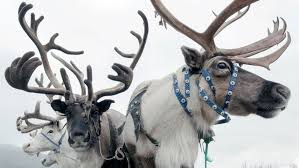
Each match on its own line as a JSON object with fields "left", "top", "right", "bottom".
{"left": 172, "top": 63, "right": 239, "bottom": 124}
{"left": 172, "top": 63, "right": 239, "bottom": 168}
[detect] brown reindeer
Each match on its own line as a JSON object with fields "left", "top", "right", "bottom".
{"left": 123, "top": 0, "right": 291, "bottom": 167}
{"left": 5, "top": 2, "right": 148, "bottom": 168}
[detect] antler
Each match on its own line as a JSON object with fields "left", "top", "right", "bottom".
{"left": 91, "top": 10, "right": 148, "bottom": 100}
{"left": 229, "top": 32, "right": 291, "bottom": 70}
{"left": 213, "top": 6, "right": 250, "bottom": 37}
{"left": 16, "top": 101, "right": 57, "bottom": 133}
{"left": 5, "top": 52, "right": 65, "bottom": 95}
{"left": 93, "top": 64, "right": 133, "bottom": 101}
{"left": 6, "top": 3, "right": 85, "bottom": 96}
{"left": 219, "top": 17, "right": 288, "bottom": 56}
{"left": 51, "top": 52, "right": 86, "bottom": 95}
{"left": 35, "top": 73, "right": 55, "bottom": 102}
{"left": 151, "top": 0, "right": 291, "bottom": 69}
{"left": 18, "top": 2, "right": 83, "bottom": 89}
{"left": 114, "top": 11, "right": 149, "bottom": 69}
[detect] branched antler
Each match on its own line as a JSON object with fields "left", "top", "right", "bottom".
{"left": 5, "top": 52, "right": 65, "bottom": 95}
{"left": 51, "top": 52, "right": 86, "bottom": 95}
{"left": 17, "top": 2, "right": 83, "bottom": 89}
{"left": 151, "top": 0, "right": 291, "bottom": 69}
{"left": 88, "top": 10, "right": 149, "bottom": 101}
{"left": 6, "top": 2, "right": 85, "bottom": 97}
{"left": 16, "top": 101, "right": 57, "bottom": 133}
{"left": 212, "top": 5, "right": 250, "bottom": 37}
{"left": 93, "top": 63, "right": 133, "bottom": 100}
{"left": 114, "top": 11, "right": 149, "bottom": 70}
{"left": 35, "top": 73, "right": 55, "bottom": 102}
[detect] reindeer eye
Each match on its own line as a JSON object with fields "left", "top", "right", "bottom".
{"left": 217, "top": 62, "right": 227, "bottom": 69}
{"left": 48, "top": 130, "right": 54, "bottom": 134}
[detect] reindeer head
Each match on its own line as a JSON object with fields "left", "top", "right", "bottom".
{"left": 16, "top": 102, "right": 65, "bottom": 154}
{"left": 49, "top": 64, "right": 133, "bottom": 151}
{"left": 153, "top": 0, "right": 291, "bottom": 119}
{"left": 51, "top": 11, "right": 148, "bottom": 151}
{"left": 6, "top": 3, "right": 148, "bottom": 152}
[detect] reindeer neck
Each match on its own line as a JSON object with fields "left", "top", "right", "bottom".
{"left": 76, "top": 147, "right": 104, "bottom": 168}
{"left": 98, "top": 113, "right": 111, "bottom": 157}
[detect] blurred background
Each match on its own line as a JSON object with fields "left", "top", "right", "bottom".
{"left": 0, "top": 0, "right": 298, "bottom": 167}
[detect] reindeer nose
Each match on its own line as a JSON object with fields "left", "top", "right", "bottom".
{"left": 42, "top": 159, "right": 46, "bottom": 165}
{"left": 74, "top": 132, "right": 85, "bottom": 137}
{"left": 273, "top": 84, "right": 291, "bottom": 100}
{"left": 69, "top": 130, "right": 90, "bottom": 143}
{"left": 22, "top": 143, "right": 30, "bottom": 150}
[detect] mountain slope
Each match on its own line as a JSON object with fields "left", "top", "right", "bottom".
{"left": 0, "top": 144, "right": 57, "bottom": 168}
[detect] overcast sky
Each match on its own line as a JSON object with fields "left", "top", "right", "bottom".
{"left": 0, "top": 0, "right": 298, "bottom": 167}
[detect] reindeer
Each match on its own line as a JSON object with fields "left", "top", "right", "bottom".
{"left": 5, "top": 2, "right": 148, "bottom": 168}
{"left": 17, "top": 101, "right": 78, "bottom": 168}
{"left": 123, "top": 0, "right": 292, "bottom": 167}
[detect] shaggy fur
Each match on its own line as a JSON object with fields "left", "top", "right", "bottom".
{"left": 124, "top": 55, "right": 290, "bottom": 167}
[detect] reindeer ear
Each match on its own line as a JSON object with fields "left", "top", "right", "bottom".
{"left": 51, "top": 100, "right": 67, "bottom": 113}
{"left": 181, "top": 46, "right": 204, "bottom": 70}
{"left": 96, "top": 99, "right": 115, "bottom": 113}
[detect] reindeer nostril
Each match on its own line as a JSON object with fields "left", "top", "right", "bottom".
{"left": 73, "top": 132, "right": 84, "bottom": 137}
{"left": 275, "top": 85, "right": 290, "bottom": 100}
{"left": 68, "top": 137, "right": 75, "bottom": 145}
{"left": 22, "top": 143, "right": 31, "bottom": 151}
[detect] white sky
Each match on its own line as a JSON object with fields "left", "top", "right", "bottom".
{"left": 0, "top": 0, "right": 298, "bottom": 167}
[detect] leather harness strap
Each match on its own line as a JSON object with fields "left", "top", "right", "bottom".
{"left": 128, "top": 89, "right": 160, "bottom": 147}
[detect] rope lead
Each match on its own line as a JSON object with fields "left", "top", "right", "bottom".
{"left": 203, "top": 137, "right": 214, "bottom": 168}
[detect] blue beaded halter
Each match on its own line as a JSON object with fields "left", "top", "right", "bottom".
{"left": 172, "top": 62, "right": 239, "bottom": 125}
{"left": 172, "top": 63, "right": 239, "bottom": 168}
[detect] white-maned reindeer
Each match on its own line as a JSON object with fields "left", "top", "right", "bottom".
{"left": 17, "top": 101, "right": 78, "bottom": 168}
{"left": 6, "top": 2, "right": 148, "bottom": 168}
{"left": 124, "top": 0, "right": 292, "bottom": 167}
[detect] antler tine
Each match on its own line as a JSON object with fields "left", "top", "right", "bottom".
{"left": 5, "top": 52, "right": 65, "bottom": 95}
{"left": 151, "top": 0, "right": 258, "bottom": 56}
{"left": 93, "top": 11, "right": 147, "bottom": 101}
{"left": 213, "top": 5, "right": 250, "bottom": 37}
{"left": 17, "top": 117, "right": 51, "bottom": 133}
{"left": 94, "top": 63, "right": 133, "bottom": 101}
{"left": 130, "top": 11, "right": 149, "bottom": 70}
{"left": 23, "top": 101, "right": 57, "bottom": 122}
{"left": 18, "top": 2, "right": 83, "bottom": 89}
{"left": 84, "top": 65, "right": 94, "bottom": 102}
{"left": 229, "top": 32, "right": 291, "bottom": 70}
{"left": 35, "top": 73, "right": 55, "bottom": 103}
{"left": 204, "top": 0, "right": 258, "bottom": 40}
{"left": 219, "top": 17, "right": 288, "bottom": 56}
{"left": 51, "top": 52, "right": 86, "bottom": 95}
{"left": 114, "top": 10, "right": 149, "bottom": 70}
{"left": 60, "top": 68, "right": 75, "bottom": 103}
{"left": 35, "top": 73, "right": 44, "bottom": 87}
{"left": 16, "top": 101, "right": 56, "bottom": 133}
{"left": 151, "top": 0, "right": 210, "bottom": 53}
